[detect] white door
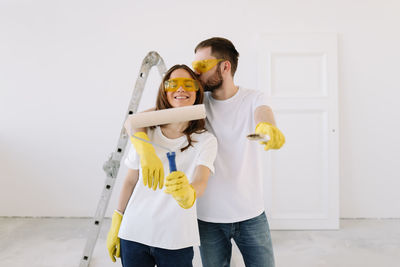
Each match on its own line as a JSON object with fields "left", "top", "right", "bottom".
{"left": 257, "top": 33, "right": 339, "bottom": 229}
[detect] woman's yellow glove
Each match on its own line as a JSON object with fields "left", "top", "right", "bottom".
{"left": 164, "top": 171, "right": 196, "bottom": 209}
{"left": 130, "top": 132, "right": 165, "bottom": 190}
{"left": 255, "top": 122, "right": 285, "bottom": 150}
{"left": 106, "top": 210, "right": 123, "bottom": 262}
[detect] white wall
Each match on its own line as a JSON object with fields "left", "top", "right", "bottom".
{"left": 1, "top": 0, "right": 399, "bottom": 218}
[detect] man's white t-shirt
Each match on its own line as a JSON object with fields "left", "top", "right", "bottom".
{"left": 197, "top": 87, "right": 269, "bottom": 223}
{"left": 119, "top": 126, "right": 217, "bottom": 249}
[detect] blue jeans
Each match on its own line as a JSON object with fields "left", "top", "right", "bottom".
{"left": 198, "top": 212, "right": 275, "bottom": 267}
{"left": 120, "top": 239, "right": 194, "bottom": 267}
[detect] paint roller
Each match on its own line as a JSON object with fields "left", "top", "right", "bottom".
{"left": 126, "top": 104, "right": 206, "bottom": 172}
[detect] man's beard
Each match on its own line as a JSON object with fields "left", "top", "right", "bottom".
{"left": 202, "top": 67, "right": 223, "bottom": 92}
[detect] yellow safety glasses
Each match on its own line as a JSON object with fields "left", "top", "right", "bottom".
{"left": 164, "top": 78, "right": 200, "bottom": 92}
{"left": 192, "top": 59, "right": 224, "bottom": 74}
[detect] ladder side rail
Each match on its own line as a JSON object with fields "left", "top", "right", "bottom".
{"left": 79, "top": 52, "right": 166, "bottom": 267}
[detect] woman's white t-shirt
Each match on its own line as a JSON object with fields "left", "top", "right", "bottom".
{"left": 118, "top": 126, "right": 217, "bottom": 249}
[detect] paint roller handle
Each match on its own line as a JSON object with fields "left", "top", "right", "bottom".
{"left": 166, "top": 152, "right": 177, "bottom": 172}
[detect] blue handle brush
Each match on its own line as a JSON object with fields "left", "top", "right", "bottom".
{"left": 131, "top": 135, "right": 177, "bottom": 173}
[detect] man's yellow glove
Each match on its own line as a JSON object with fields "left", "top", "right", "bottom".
{"left": 106, "top": 210, "right": 123, "bottom": 262}
{"left": 255, "top": 122, "right": 285, "bottom": 151}
{"left": 130, "top": 132, "right": 165, "bottom": 190}
{"left": 164, "top": 171, "right": 196, "bottom": 209}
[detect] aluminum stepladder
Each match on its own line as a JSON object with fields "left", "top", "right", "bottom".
{"left": 79, "top": 51, "right": 167, "bottom": 267}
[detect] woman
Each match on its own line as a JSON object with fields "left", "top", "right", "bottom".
{"left": 107, "top": 64, "right": 217, "bottom": 267}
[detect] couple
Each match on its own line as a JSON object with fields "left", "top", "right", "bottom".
{"left": 107, "top": 37, "right": 285, "bottom": 267}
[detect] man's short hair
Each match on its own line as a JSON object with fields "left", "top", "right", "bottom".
{"left": 195, "top": 37, "right": 240, "bottom": 77}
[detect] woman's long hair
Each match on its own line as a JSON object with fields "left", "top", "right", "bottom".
{"left": 153, "top": 64, "right": 206, "bottom": 152}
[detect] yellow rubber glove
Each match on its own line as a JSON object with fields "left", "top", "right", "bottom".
{"left": 255, "top": 122, "right": 285, "bottom": 151}
{"left": 164, "top": 171, "right": 196, "bottom": 209}
{"left": 130, "top": 132, "right": 165, "bottom": 190}
{"left": 106, "top": 210, "right": 123, "bottom": 262}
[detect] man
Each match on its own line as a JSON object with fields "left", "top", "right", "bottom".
{"left": 191, "top": 37, "right": 285, "bottom": 267}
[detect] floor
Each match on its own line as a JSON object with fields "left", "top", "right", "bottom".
{"left": 0, "top": 218, "right": 399, "bottom": 267}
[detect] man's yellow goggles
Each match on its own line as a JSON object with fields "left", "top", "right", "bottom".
{"left": 164, "top": 78, "right": 200, "bottom": 92}
{"left": 192, "top": 59, "right": 224, "bottom": 74}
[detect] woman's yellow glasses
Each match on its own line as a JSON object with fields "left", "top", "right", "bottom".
{"left": 192, "top": 59, "right": 223, "bottom": 74}
{"left": 164, "top": 78, "right": 200, "bottom": 92}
